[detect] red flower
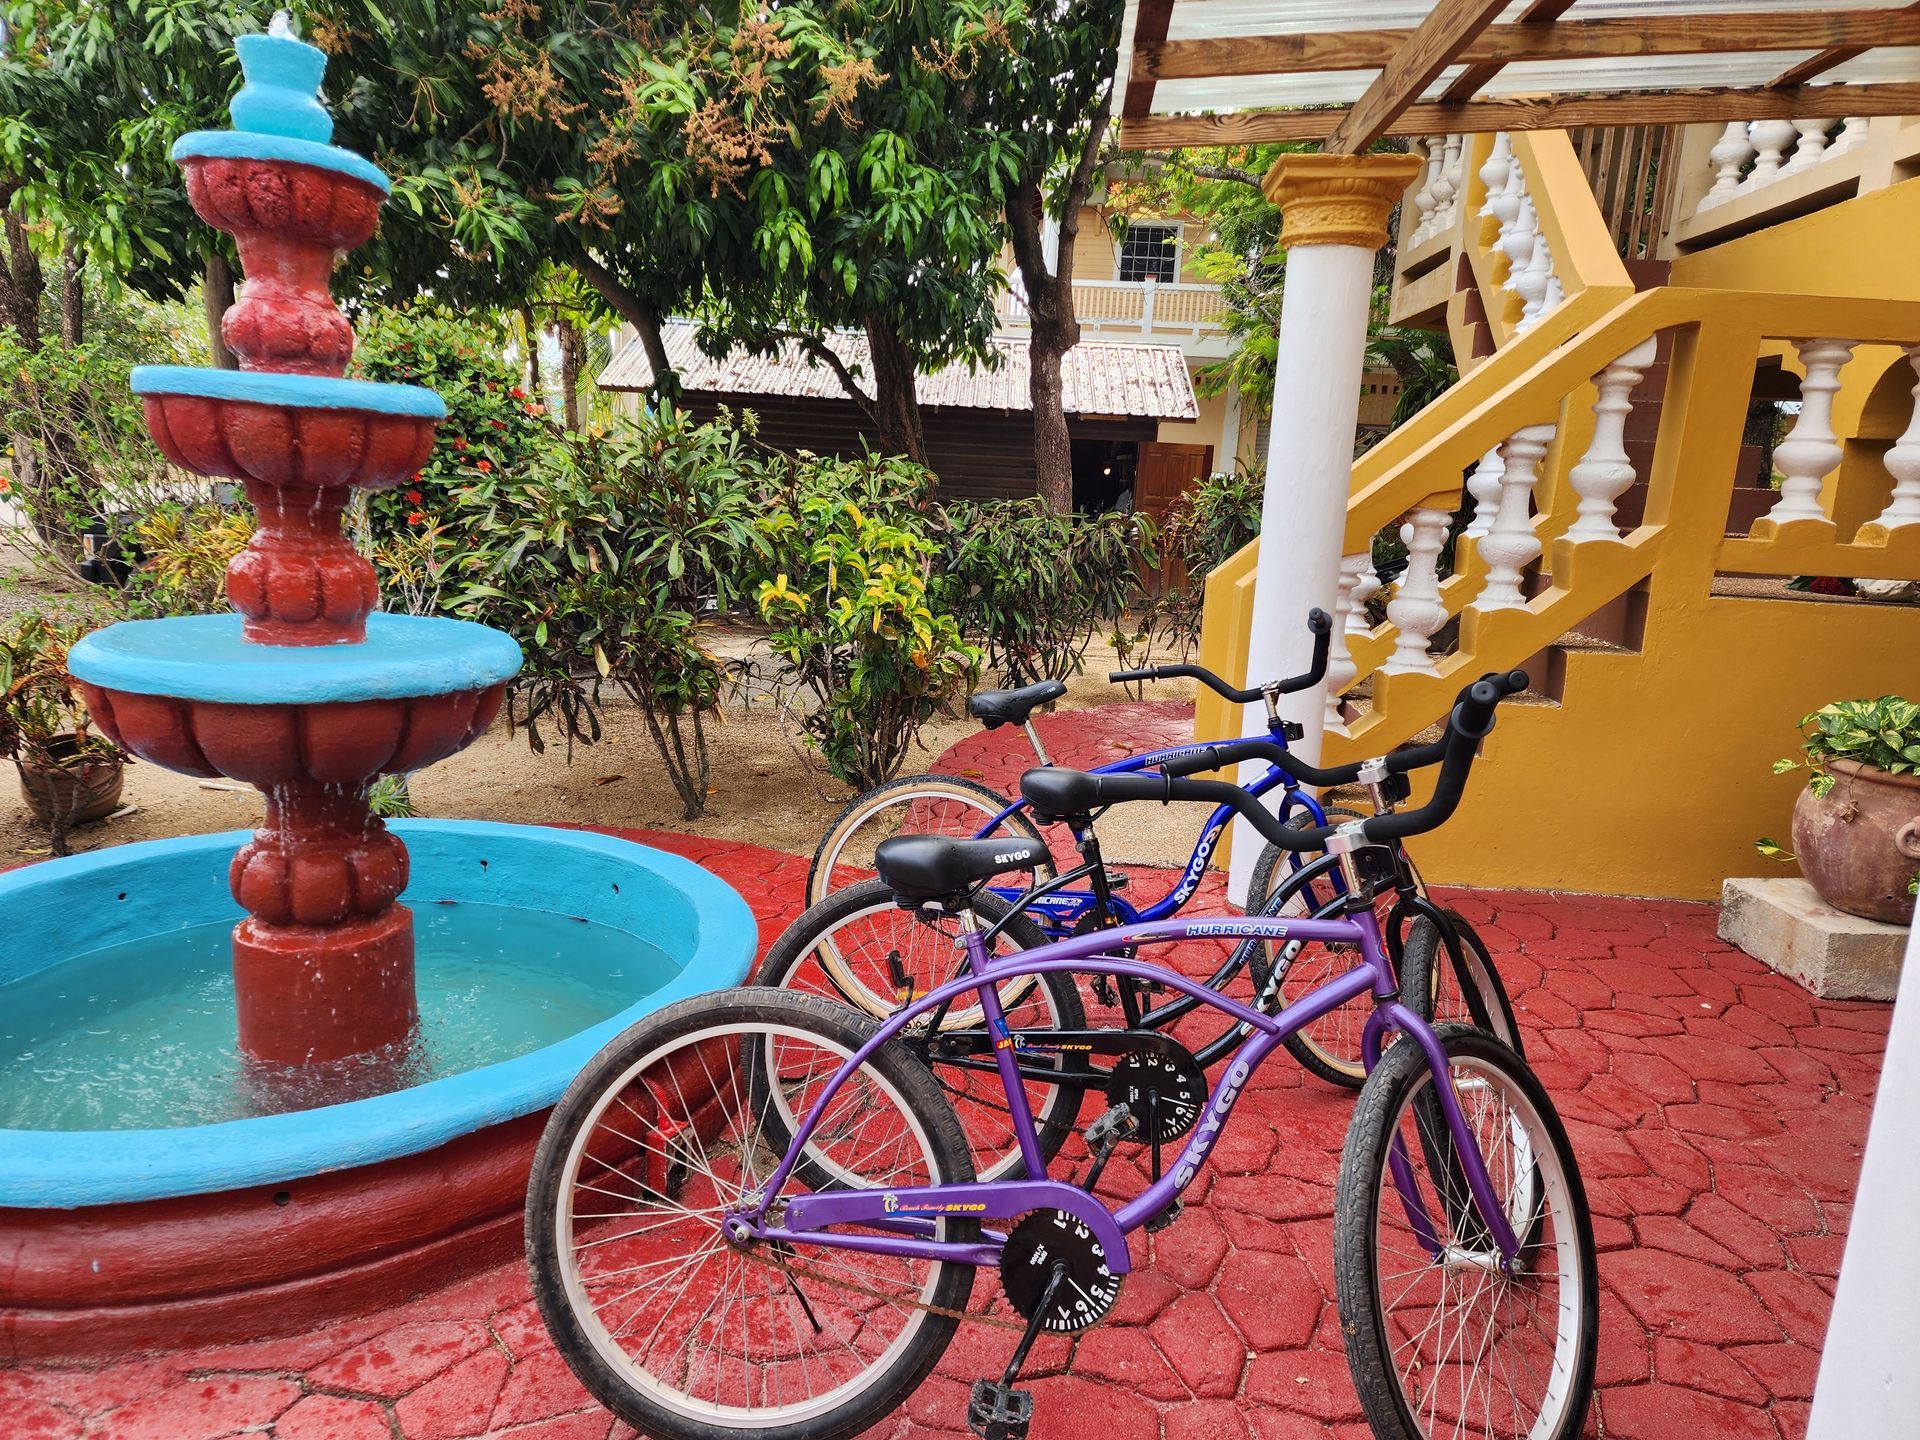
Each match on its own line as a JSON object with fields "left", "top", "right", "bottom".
{"left": 490, "top": 419, "right": 507, "bottom": 430}
{"left": 510, "top": 386, "right": 526, "bottom": 400}
{"left": 453, "top": 437, "right": 469, "bottom": 451}
{"left": 475, "top": 459, "right": 494, "bottom": 473}
{"left": 405, "top": 488, "right": 423, "bottom": 503}
{"left": 407, "top": 510, "right": 426, "bottom": 526}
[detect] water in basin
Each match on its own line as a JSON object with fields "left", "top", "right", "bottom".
{"left": 0, "top": 902, "right": 677, "bottom": 1130}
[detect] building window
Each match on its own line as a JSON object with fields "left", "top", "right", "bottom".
{"left": 1117, "top": 222, "right": 1180, "bottom": 284}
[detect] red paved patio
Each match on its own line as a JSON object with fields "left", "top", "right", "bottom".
{"left": 0, "top": 703, "right": 1889, "bottom": 1440}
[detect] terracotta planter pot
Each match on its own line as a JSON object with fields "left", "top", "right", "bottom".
{"left": 1791, "top": 758, "right": 1920, "bottom": 924}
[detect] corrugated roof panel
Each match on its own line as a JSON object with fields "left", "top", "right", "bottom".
{"left": 598, "top": 324, "right": 1200, "bottom": 421}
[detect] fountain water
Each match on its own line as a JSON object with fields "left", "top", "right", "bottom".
{"left": 0, "top": 19, "right": 753, "bottom": 1357}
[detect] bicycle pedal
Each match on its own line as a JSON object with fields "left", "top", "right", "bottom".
{"left": 1102, "top": 867, "right": 1130, "bottom": 891}
{"left": 1083, "top": 1103, "right": 1137, "bottom": 1153}
{"left": 968, "top": 1379, "right": 1034, "bottom": 1440}
{"left": 1144, "top": 1200, "right": 1183, "bottom": 1234}
{"left": 1091, "top": 974, "right": 1118, "bottom": 1007}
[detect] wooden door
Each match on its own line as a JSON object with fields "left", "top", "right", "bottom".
{"left": 1135, "top": 440, "right": 1212, "bottom": 590}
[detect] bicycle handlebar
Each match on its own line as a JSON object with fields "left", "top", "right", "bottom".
{"left": 1020, "top": 671, "right": 1529, "bottom": 852}
{"left": 1110, "top": 608, "right": 1332, "bottom": 701}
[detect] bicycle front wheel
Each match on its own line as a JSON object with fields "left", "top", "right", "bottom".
{"left": 1334, "top": 1024, "right": 1597, "bottom": 1440}
{"left": 1402, "top": 910, "right": 1524, "bottom": 1056}
{"left": 807, "top": 774, "right": 1055, "bottom": 906}
{"left": 527, "top": 989, "right": 976, "bottom": 1440}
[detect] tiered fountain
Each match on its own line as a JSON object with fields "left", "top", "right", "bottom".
{"left": 0, "top": 17, "right": 753, "bottom": 1358}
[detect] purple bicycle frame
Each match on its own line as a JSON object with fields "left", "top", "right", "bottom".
{"left": 744, "top": 909, "right": 1522, "bottom": 1272}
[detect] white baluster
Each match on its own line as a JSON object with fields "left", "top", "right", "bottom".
{"left": 1500, "top": 188, "right": 1538, "bottom": 292}
{"left": 1515, "top": 235, "right": 1553, "bottom": 332}
{"left": 1382, "top": 509, "right": 1451, "bottom": 675}
{"left": 1348, "top": 555, "right": 1382, "bottom": 633}
{"left": 1475, "top": 425, "right": 1554, "bottom": 610}
{"left": 1765, "top": 338, "right": 1856, "bottom": 525}
{"left": 1488, "top": 145, "right": 1526, "bottom": 237}
{"left": 1745, "top": 120, "right": 1798, "bottom": 188}
{"left": 1411, "top": 137, "right": 1443, "bottom": 243}
{"left": 1543, "top": 268, "right": 1566, "bottom": 314}
{"left": 1780, "top": 120, "right": 1833, "bottom": 177}
{"left": 1477, "top": 132, "right": 1513, "bottom": 220}
{"left": 1567, "top": 338, "right": 1660, "bottom": 543}
{"left": 1868, "top": 347, "right": 1920, "bottom": 531}
{"left": 1830, "top": 117, "right": 1869, "bottom": 158}
{"left": 1325, "top": 553, "right": 1368, "bottom": 729}
{"left": 1430, "top": 134, "right": 1462, "bottom": 237}
{"left": 1462, "top": 447, "right": 1505, "bottom": 540}
{"left": 1700, "top": 122, "right": 1756, "bottom": 211}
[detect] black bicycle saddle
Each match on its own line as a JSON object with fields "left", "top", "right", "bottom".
{"left": 874, "top": 834, "right": 1050, "bottom": 902}
{"left": 967, "top": 679, "right": 1067, "bottom": 729}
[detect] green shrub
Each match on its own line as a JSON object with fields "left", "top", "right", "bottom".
{"left": 932, "top": 498, "right": 1155, "bottom": 686}
{"left": 1143, "top": 466, "right": 1263, "bottom": 656}
{"left": 754, "top": 456, "right": 978, "bottom": 790}
{"left": 453, "top": 403, "right": 763, "bottom": 817}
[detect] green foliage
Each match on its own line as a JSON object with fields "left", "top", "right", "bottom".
{"left": 124, "top": 503, "right": 254, "bottom": 616}
{"left": 0, "top": 612, "right": 115, "bottom": 765}
{"left": 1366, "top": 321, "right": 1458, "bottom": 429}
{"left": 0, "top": 311, "right": 184, "bottom": 573}
{"left": 931, "top": 498, "right": 1154, "bottom": 686}
{"left": 1141, "top": 466, "right": 1263, "bottom": 656}
{"left": 754, "top": 460, "right": 978, "bottom": 790}
{"left": 452, "top": 402, "right": 764, "bottom": 818}
{"left": 1774, "top": 695, "right": 1920, "bottom": 797}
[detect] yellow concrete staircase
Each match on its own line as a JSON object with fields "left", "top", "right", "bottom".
{"left": 1195, "top": 132, "right": 1920, "bottom": 899}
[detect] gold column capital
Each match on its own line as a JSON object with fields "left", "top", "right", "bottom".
{"left": 1262, "top": 153, "right": 1425, "bottom": 250}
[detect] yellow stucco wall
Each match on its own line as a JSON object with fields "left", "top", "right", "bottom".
{"left": 1155, "top": 386, "right": 1230, "bottom": 464}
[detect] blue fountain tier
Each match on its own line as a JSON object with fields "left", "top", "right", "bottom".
{"left": 70, "top": 613, "right": 520, "bottom": 703}
{"left": 172, "top": 127, "right": 391, "bottom": 194}
{"left": 0, "top": 822, "right": 757, "bottom": 1206}
{"left": 130, "top": 366, "right": 445, "bottom": 416}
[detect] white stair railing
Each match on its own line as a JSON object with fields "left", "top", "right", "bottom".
{"left": 1381, "top": 507, "right": 1452, "bottom": 674}
{"left": 1474, "top": 425, "right": 1555, "bottom": 610}
{"left": 1764, "top": 338, "right": 1856, "bottom": 525}
{"left": 1566, "top": 339, "right": 1659, "bottom": 543}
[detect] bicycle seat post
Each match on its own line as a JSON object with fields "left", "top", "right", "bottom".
{"left": 1023, "top": 720, "right": 1053, "bottom": 768}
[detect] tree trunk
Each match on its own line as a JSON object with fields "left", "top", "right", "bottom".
{"left": 566, "top": 249, "right": 675, "bottom": 397}
{"left": 59, "top": 241, "right": 83, "bottom": 345}
{"left": 204, "top": 250, "right": 238, "bottom": 369}
{"left": 557, "top": 317, "right": 584, "bottom": 431}
{"left": 2, "top": 203, "right": 44, "bottom": 345}
{"left": 521, "top": 304, "right": 543, "bottom": 399}
{"left": 862, "top": 315, "right": 927, "bottom": 467}
{"left": 1030, "top": 345, "right": 1072, "bottom": 513}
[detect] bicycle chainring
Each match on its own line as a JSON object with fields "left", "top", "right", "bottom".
{"left": 1104, "top": 1047, "right": 1206, "bottom": 1142}
{"left": 1000, "top": 1209, "right": 1124, "bottom": 1333}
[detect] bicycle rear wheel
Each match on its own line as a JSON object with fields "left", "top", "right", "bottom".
{"left": 757, "top": 881, "right": 1088, "bottom": 1182}
{"left": 807, "top": 774, "right": 1055, "bottom": 907}
{"left": 1334, "top": 1024, "right": 1597, "bottom": 1440}
{"left": 526, "top": 989, "right": 976, "bottom": 1440}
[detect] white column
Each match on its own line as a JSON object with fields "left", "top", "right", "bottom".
{"left": 1766, "top": 338, "right": 1855, "bottom": 526}
{"left": 1566, "top": 338, "right": 1659, "bottom": 543}
{"left": 1228, "top": 152, "right": 1422, "bottom": 905}
{"left": 1806, "top": 923, "right": 1920, "bottom": 1437}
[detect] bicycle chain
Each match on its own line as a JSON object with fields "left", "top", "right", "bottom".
{"left": 734, "top": 1236, "right": 1039, "bottom": 1332}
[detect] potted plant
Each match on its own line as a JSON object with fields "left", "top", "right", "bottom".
{"left": 1, "top": 614, "right": 127, "bottom": 856}
{"left": 1764, "top": 695, "right": 1920, "bottom": 924}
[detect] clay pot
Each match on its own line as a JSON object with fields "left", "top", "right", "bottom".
{"left": 1791, "top": 758, "right": 1920, "bottom": 924}
{"left": 17, "top": 735, "right": 125, "bottom": 829}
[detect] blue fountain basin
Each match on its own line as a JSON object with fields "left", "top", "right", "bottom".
{"left": 0, "top": 822, "right": 755, "bottom": 1208}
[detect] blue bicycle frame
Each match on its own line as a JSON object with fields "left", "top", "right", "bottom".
{"left": 978, "top": 712, "right": 1332, "bottom": 934}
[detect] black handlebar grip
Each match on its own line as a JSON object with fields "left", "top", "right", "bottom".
{"left": 1109, "top": 668, "right": 1156, "bottom": 684}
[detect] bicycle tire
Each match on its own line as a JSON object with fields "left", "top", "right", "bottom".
{"left": 757, "top": 881, "right": 1088, "bottom": 1182}
{"left": 527, "top": 988, "right": 977, "bottom": 1440}
{"left": 1401, "top": 909, "right": 1524, "bottom": 1057}
{"left": 807, "top": 773, "right": 1055, "bottom": 908}
{"left": 1334, "top": 1024, "right": 1597, "bottom": 1440}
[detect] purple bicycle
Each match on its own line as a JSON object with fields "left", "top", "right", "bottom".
{"left": 526, "top": 673, "right": 1597, "bottom": 1440}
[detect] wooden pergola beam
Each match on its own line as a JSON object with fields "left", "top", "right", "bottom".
{"left": 1439, "top": 0, "right": 1573, "bottom": 106}
{"left": 1771, "top": 0, "right": 1920, "bottom": 87}
{"left": 1325, "top": 0, "right": 1510, "bottom": 153}
{"left": 1122, "top": 0, "right": 1177, "bottom": 120}
{"left": 1121, "top": 80, "right": 1920, "bottom": 151}
{"left": 1136, "top": 9, "right": 1920, "bottom": 84}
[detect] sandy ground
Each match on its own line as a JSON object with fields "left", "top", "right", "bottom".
{"left": 2, "top": 537, "right": 1199, "bottom": 865}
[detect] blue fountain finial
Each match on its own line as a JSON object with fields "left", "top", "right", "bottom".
{"left": 230, "top": 10, "right": 333, "bottom": 145}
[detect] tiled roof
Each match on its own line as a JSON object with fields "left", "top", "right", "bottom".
{"left": 597, "top": 323, "right": 1199, "bottom": 421}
